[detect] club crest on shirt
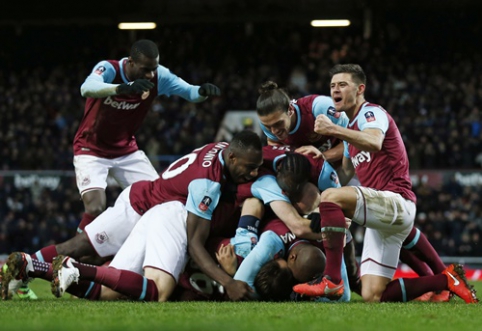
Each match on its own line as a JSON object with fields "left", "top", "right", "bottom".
{"left": 95, "top": 231, "right": 109, "bottom": 244}
{"left": 327, "top": 106, "right": 341, "bottom": 118}
{"left": 199, "top": 196, "right": 212, "bottom": 212}
{"left": 364, "top": 111, "right": 376, "bottom": 122}
{"left": 94, "top": 66, "right": 106, "bottom": 75}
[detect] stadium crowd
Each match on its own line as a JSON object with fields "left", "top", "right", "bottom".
{"left": 1, "top": 17, "right": 481, "bottom": 256}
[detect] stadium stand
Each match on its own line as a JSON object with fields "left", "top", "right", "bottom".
{"left": 1, "top": 14, "right": 481, "bottom": 258}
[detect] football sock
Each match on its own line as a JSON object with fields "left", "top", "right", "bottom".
{"left": 238, "top": 215, "right": 260, "bottom": 235}
{"left": 28, "top": 259, "right": 53, "bottom": 280}
{"left": 399, "top": 249, "right": 433, "bottom": 276}
{"left": 403, "top": 227, "right": 446, "bottom": 273}
{"left": 66, "top": 281, "right": 101, "bottom": 300}
{"left": 319, "top": 202, "right": 347, "bottom": 284}
{"left": 31, "top": 245, "right": 59, "bottom": 263}
{"left": 380, "top": 274, "right": 447, "bottom": 302}
{"left": 77, "top": 213, "right": 96, "bottom": 233}
{"left": 72, "top": 262, "right": 159, "bottom": 301}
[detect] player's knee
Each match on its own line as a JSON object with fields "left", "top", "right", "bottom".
{"left": 82, "top": 190, "right": 107, "bottom": 216}
{"left": 144, "top": 268, "right": 176, "bottom": 302}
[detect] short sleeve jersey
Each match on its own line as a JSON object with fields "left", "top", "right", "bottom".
{"left": 74, "top": 59, "right": 202, "bottom": 158}
{"left": 343, "top": 102, "right": 416, "bottom": 202}
{"left": 129, "top": 142, "right": 230, "bottom": 219}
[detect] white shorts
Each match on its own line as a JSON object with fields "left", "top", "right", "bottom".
{"left": 352, "top": 186, "right": 416, "bottom": 279}
{"left": 110, "top": 201, "right": 188, "bottom": 282}
{"left": 74, "top": 150, "right": 159, "bottom": 195}
{"left": 85, "top": 186, "right": 141, "bottom": 257}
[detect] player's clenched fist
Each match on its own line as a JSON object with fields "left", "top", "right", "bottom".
{"left": 314, "top": 114, "right": 335, "bottom": 135}
{"left": 199, "top": 83, "right": 221, "bottom": 97}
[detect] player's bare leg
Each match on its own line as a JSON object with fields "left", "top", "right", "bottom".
{"left": 144, "top": 267, "right": 177, "bottom": 302}
{"left": 361, "top": 274, "right": 391, "bottom": 302}
{"left": 78, "top": 189, "right": 107, "bottom": 231}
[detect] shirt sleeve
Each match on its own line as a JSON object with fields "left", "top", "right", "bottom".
{"left": 251, "top": 175, "right": 290, "bottom": 204}
{"left": 186, "top": 179, "right": 222, "bottom": 220}
{"left": 157, "top": 65, "right": 207, "bottom": 102}
{"left": 357, "top": 106, "right": 389, "bottom": 134}
{"left": 233, "top": 230, "right": 285, "bottom": 291}
{"left": 318, "top": 162, "right": 341, "bottom": 191}
{"left": 80, "top": 61, "right": 119, "bottom": 98}
{"left": 312, "top": 96, "right": 349, "bottom": 128}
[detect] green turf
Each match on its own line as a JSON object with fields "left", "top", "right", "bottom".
{"left": 1, "top": 280, "right": 480, "bottom": 331}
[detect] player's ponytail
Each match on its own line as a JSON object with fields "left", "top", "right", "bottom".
{"left": 256, "top": 81, "right": 290, "bottom": 116}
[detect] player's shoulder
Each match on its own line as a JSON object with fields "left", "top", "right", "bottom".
{"left": 364, "top": 102, "right": 386, "bottom": 112}
{"left": 293, "top": 94, "right": 321, "bottom": 106}
{"left": 157, "top": 64, "right": 174, "bottom": 77}
{"left": 356, "top": 102, "right": 388, "bottom": 121}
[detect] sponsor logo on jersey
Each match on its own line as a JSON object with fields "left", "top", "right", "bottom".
{"left": 199, "top": 196, "right": 212, "bottom": 212}
{"left": 364, "top": 111, "right": 376, "bottom": 122}
{"left": 94, "top": 66, "right": 106, "bottom": 75}
{"left": 351, "top": 151, "right": 372, "bottom": 168}
{"left": 327, "top": 106, "right": 341, "bottom": 118}
{"left": 95, "top": 231, "right": 109, "bottom": 244}
{"left": 104, "top": 96, "right": 141, "bottom": 110}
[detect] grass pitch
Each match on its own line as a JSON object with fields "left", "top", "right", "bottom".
{"left": 1, "top": 280, "right": 480, "bottom": 331}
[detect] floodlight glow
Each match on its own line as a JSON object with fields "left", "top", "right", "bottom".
{"left": 311, "top": 20, "right": 351, "bottom": 27}
{"left": 118, "top": 22, "right": 157, "bottom": 30}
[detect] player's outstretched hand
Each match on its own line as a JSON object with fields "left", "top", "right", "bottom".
{"left": 199, "top": 83, "right": 221, "bottom": 97}
{"left": 225, "top": 279, "right": 254, "bottom": 301}
{"left": 294, "top": 145, "right": 325, "bottom": 159}
{"left": 117, "top": 79, "right": 154, "bottom": 95}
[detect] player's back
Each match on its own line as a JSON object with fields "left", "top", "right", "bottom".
{"left": 129, "top": 142, "right": 229, "bottom": 214}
